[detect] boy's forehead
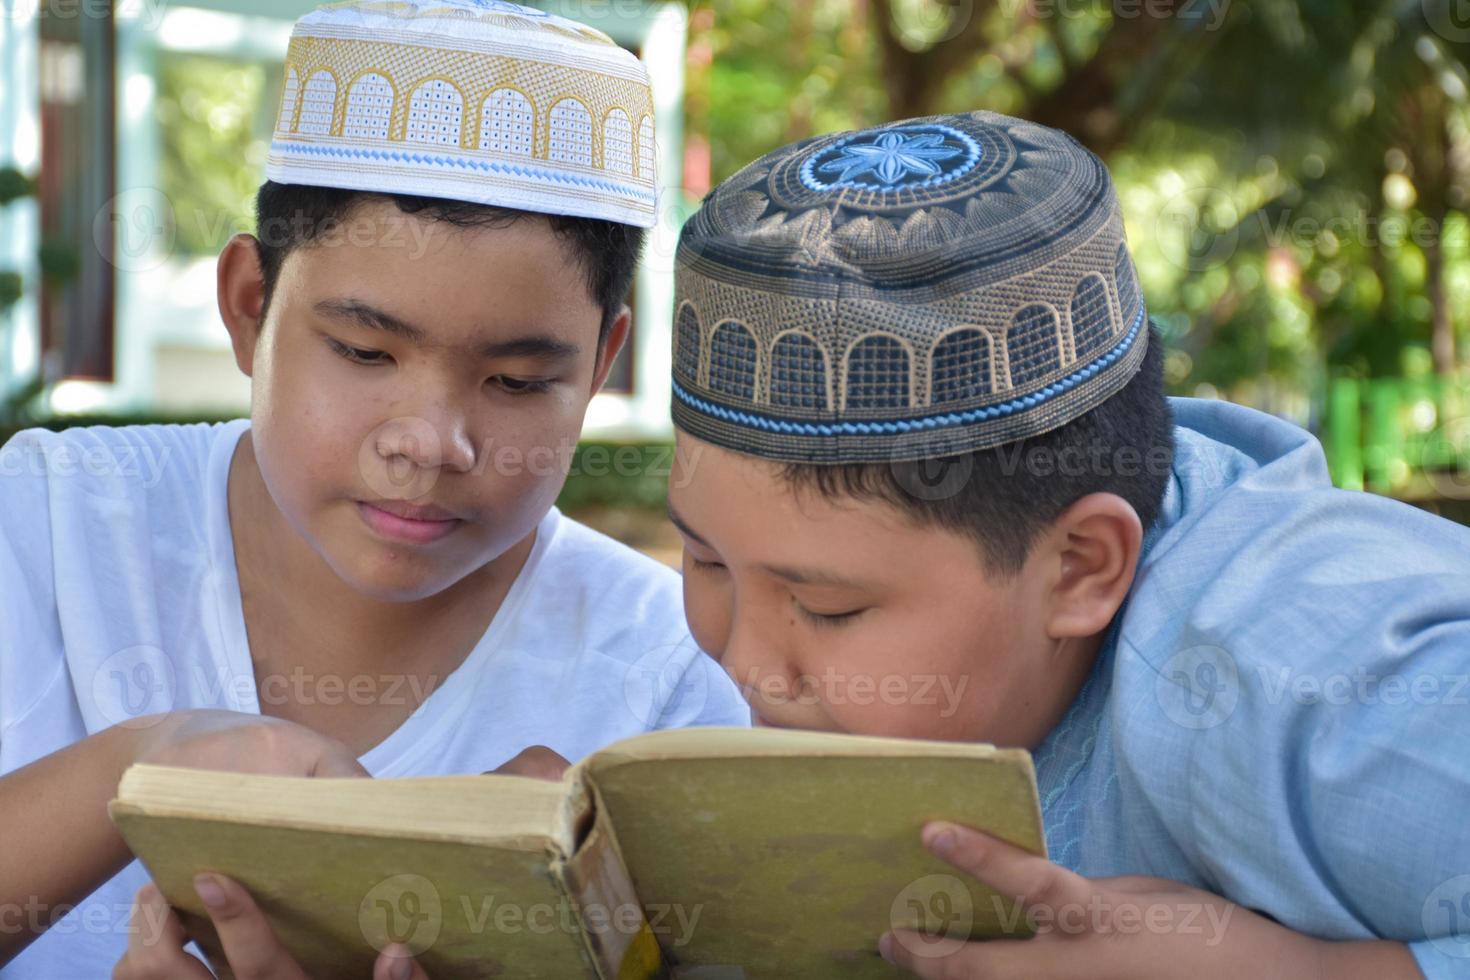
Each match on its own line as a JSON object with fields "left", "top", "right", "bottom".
{"left": 264, "top": 0, "right": 658, "bottom": 228}
{"left": 292, "top": 197, "right": 544, "bottom": 258}
{"left": 670, "top": 111, "right": 1149, "bottom": 466}
{"left": 672, "top": 432, "right": 917, "bottom": 535}
{"left": 670, "top": 434, "right": 992, "bottom": 588}
{"left": 278, "top": 212, "right": 602, "bottom": 340}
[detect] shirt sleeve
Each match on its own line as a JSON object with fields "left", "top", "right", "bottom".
{"left": 0, "top": 429, "right": 68, "bottom": 753}
{"left": 1411, "top": 939, "right": 1470, "bottom": 980}
{"left": 651, "top": 641, "right": 750, "bottom": 730}
{"left": 1177, "top": 587, "right": 1470, "bottom": 957}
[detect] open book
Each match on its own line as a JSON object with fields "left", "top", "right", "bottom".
{"left": 110, "top": 727, "right": 1044, "bottom": 979}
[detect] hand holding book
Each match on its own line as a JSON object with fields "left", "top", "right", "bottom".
{"left": 114, "top": 875, "right": 429, "bottom": 980}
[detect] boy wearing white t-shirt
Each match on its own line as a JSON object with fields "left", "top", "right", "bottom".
{"left": 0, "top": 3, "right": 747, "bottom": 977}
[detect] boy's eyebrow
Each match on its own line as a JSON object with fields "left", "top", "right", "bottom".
{"left": 665, "top": 502, "right": 711, "bottom": 548}
{"left": 756, "top": 563, "right": 869, "bottom": 590}
{"left": 313, "top": 299, "right": 581, "bottom": 360}
{"left": 667, "top": 502, "right": 869, "bottom": 589}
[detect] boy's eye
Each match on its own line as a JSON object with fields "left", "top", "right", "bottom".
{"left": 327, "top": 338, "right": 388, "bottom": 365}
{"left": 688, "top": 555, "right": 726, "bottom": 573}
{"left": 491, "top": 376, "right": 554, "bottom": 395}
{"left": 795, "top": 602, "right": 867, "bottom": 628}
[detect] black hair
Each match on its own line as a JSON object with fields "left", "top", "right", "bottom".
{"left": 779, "top": 326, "right": 1175, "bottom": 577}
{"left": 252, "top": 180, "right": 646, "bottom": 343}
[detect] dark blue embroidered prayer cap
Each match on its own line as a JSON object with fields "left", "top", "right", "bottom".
{"left": 671, "top": 110, "right": 1150, "bottom": 463}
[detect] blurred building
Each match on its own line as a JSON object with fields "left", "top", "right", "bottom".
{"left": 0, "top": 0, "right": 689, "bottom": 440}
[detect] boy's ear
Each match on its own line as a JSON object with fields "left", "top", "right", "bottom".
{"left": 1039, "top": 493, "right": 1143, "bottom": 641}
{"left": 589, "top": 304, "right": 632, "bottom": 395}
{"left": 217, "top": 233, "right": 267, "bottom": 378}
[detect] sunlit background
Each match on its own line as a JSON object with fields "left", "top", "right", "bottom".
{"left": 3, "top": 0, "right": 1470, "bottom": 556}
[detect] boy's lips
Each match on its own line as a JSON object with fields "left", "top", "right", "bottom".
{"left": 365, "top": 499, "right": 460, "bottom": 522}
{"left": 356, "top": 499, "right": 464, "bottom": 544}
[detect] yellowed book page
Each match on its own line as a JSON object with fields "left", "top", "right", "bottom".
{"left": 113, "top": 765, "right": 576, "bottom": 848}
{"left": 582, "top": 726, "right": 1018, "bottom": 763}
{"left": 583, "top": 729, "right": 1043, "bottom": 980}
{"left": 110, "top": 768, "right": 599, "bottom": 980}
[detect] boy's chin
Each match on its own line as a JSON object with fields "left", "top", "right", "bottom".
{"left": 750, "top": 710, "right": 843, "bottom": 734}
{"left": 322, "top": 547, "right": 466, "bottom": 604}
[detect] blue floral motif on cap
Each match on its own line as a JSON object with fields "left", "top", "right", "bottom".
{"left": 800, "top": 124, "right": 981, "bottom": 192}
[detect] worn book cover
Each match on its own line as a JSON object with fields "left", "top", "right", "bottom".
{"left": 111, "top": 727, "right": 1043, "bottom": 979}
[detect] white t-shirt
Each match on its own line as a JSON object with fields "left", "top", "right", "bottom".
{"left": 0, "top": 421, "right": 748, "bottom": 978}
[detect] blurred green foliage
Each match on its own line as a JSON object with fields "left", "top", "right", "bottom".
{"left": 0, "top": 166, "right": 33, "bottom": 208}
{"left": 686, "top": 0, "right": 1470, "bottom": 423}
{"left": 553, "top": 442, "right": 678, "bottom": 512}
{"left": 156, "top": 53, "right": 278, "bottom": 256}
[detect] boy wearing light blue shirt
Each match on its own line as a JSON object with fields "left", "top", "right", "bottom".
{"left": 663, "top": 110, "right": 1468, "bottom": 978}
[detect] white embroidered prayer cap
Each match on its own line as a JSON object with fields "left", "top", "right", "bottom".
{"left": 267, "top": 0, "right": 658, "bottom": 227}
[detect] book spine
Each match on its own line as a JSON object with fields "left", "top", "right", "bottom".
{"left": 554, "top": 808, "right": 666, "bottom": 980}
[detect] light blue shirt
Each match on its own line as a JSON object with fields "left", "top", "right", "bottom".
{"left": 1033, "top": 397, "right": 1470, "bottom": 979}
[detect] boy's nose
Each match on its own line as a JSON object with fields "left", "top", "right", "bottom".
{"left": 719, "top": 613, "right": 792, "bottom": 709}
{"left": 367, "top": 412, "right": 477, "bottom": 474}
